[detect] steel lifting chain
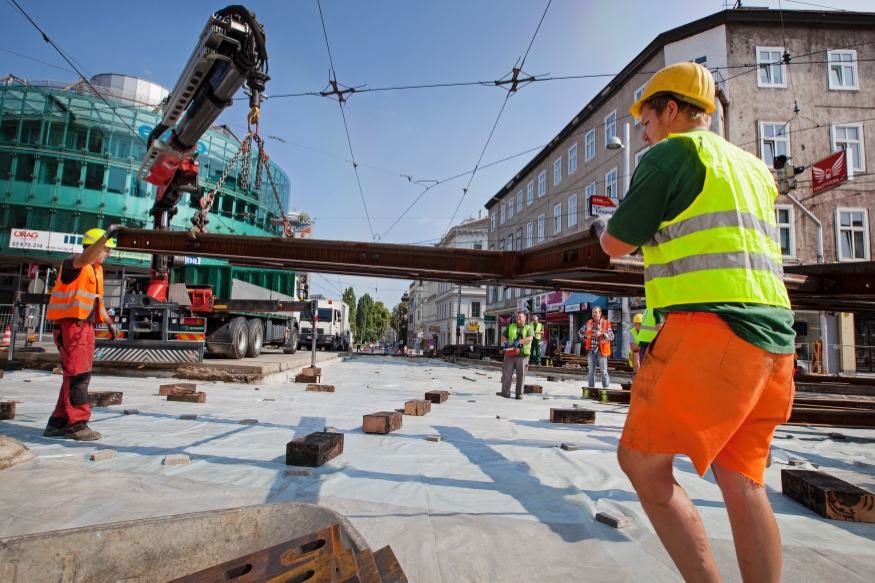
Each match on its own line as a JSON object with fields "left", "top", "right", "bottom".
{"left": 191, "top": 134, "right": 252, "bottom": 233}
{"left": 253, "top": 133, "right": 293, "bottom": 237}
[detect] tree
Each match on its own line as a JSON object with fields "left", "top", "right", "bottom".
{"left": 390, "top": 302, "right": 408, "bottom": 344}
{"left": 342, "top": 286, "right": 357, "bottom": 341}
{"left": 356, "top": 294, "right": 374, "bottom": 343}
{"left": 372, "top": 301, "right": 390, "bottom": 342}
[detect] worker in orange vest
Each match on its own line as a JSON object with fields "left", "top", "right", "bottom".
{"left": 580, "top": 306, "right": 613, "bottom": 389}
{"left": 44, "top": 226, "right": 120, "bottom": 441}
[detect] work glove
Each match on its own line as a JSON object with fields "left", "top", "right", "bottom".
{"left": 108, "top": 323, "right": 120, "bottom": 341}
{"left": 103, "top": 224, "right": 123, "bottom": 240}
{"left": 589, "top": 217, "right": 608, "bottom": 239}
{"left": 512, "top": 340, "right": 521, "bottom": 348}
{"left": 504, "top": 342, "right": 510, "bottom": 349}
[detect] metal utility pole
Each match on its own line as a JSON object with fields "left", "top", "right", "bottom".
{"left": 456, "top": 284, "right": 462, "bottom": 345}
{"left": 310, "top": 298, "right": 318, "bottom": 368}
{"left": 620, "top": 122, "right": 632, "bottom": 360}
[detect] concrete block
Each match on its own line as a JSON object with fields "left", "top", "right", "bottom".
{"left": 306, "top": 384, "right": 335, "bottom": 392}
{"left": 285, "top": 467, "right": 314, "bottom": 477}
{"left": 167, "top": 391, "right": 206, "bottom": 403}
{"left": 524, "top": 384, "right": 543, "bottom": 394}
{"left": 425, "top": 390, "right": 449, "bottom": 404}
{"left": 324, "top": 426, "right": 337, "bottom": 433}
{"left": 363, "top": 411, "right": 403, "bottom": 434}
{"left": 426, "top": 435, "right": 443, "bottom": 442}
{"left": 782, "top": 470, "right": 875, "bottom": 522}
{"left": 496, "top": 415, "right": 508, "bottom": 420}
{"left": 163, "top": 454, "right": 190, "bottom": 465}
{"left": 90, "top": 450, "right": 116, "bottom": 461}
{"left": 596, "top": 511, "right": 633, "bottom": 529}
{"left": 551, "top": 408, "right": 596, "bottom": 424}
{"left": 0, "top": 435, "right": 34, "bottom": 470}
{"left": 123, "top": 409, "right": 139, "bottom": 415}
{"left": 0, "top": 402, "right": 15, "bottom": 420}
{"left": 180, "top": 414, "right": 198, "bottom": 420}
{"left": 88, "top": 391, "right": 123, "bottom": 407}
{"left": 158, "top": 383, "right": 196, "bottom": 396}
{"left": 404, "top": 399, "right": 431, "bottom": 416}
{"left": 296, "top": 373, "right": 322, "bottom": 383}
{"left": 560, "top": 443, "right": 579, "bottom": 451}
{"left": 286, "top": 432, "right": 344, "bottom": 467}
{"left": 239, "top": 419, "right": 258, "bottom": 425}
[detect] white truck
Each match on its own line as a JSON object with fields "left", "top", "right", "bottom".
{"left": 298, "top": 299, "right": 351, "bottom": 351}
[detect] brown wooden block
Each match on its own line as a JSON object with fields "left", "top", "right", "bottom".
{"left": 0, "top": 402, "right": 15, "bottom": 420}
{"left": 782, "top": 469, "right": 875, "bottom": 522}
{"left": 88, "top": 391, "right": 123, "bottom": 407}
{"left": 425, "top": 390, "right": 449, "bottom": 404}
{"left": 524, "top": 384, "right": 543, "bottom": 394}
{"left": 296, "top": 373, "right": 322, "bottom": 383}
{"left": 373, "top": 545, "right": 409, "bottom": 583}
{"left": 167, "top": 391, "right": 206, "bottom": 403}
{"left": 404, "top": 399, "right": 431, "bottom": 416}
{"left": 286, "top": 431, "right": 344, "bottom": 467}
{"left": 363, "top": 411, "right": 403, "bottom": 434}
{"left": 547, "top": 375, "right": 562, "bottom": 382}
{"left": 306, "top": 384, "right": 335, "bottom": 392}
{"left": 621, "top": 382, "right": 633, "bottom": 391}
{"left": 598, "top": 390, "right": 631, "bottom": 404}
{"left": 551, "top": 408, "right": 596, "bottom": 424}
{"left": 300, "top": 366, "right": 321, "bottom": 377}
{"left": 159, "top": 383, "right": 196, "bottom": 396}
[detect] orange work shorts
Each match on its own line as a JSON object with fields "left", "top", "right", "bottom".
{"left": 619, "top": 311, "right": 794, "bottom": 486}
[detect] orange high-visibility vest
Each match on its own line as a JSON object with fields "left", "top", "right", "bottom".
{"left": 585, "top": 318, "right": 612, "bottom": 356}
{"left": 47, "top": 257, "right": 104, "bottom": 322}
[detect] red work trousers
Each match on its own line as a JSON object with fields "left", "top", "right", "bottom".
{"left": 48, "top": 319, "right": 94, "bottom": 430}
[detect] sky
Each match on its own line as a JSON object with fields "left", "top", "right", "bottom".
{"left": 2, "top": 0, "right": 872, "bottom": 307}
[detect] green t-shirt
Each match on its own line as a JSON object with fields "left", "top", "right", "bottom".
{"left": 606, "top": 130, "right": 795, "bottom": 354}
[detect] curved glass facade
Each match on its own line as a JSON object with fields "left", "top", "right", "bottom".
{"left": 0, "top": 78, "right": 291, "bottom": 269}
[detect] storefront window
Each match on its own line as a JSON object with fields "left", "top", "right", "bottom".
{"left": 39, "top": 156, "right": 60, "bottom": 184}
{"left": 61, "top": 159, "right": 82, "bottom": 187}
{"left": 84, "top": 162, "right": 106, "bottom": 191}
{"left": 107, "top": 166, "right": 128, "bottom": 194}
{"left": 15, "top": 153, "right": 35, "bottom": 182}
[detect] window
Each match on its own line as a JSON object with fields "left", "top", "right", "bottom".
{"left": 537, "top": 214, "right": 545, "bottom": 243}
{"left": 568, "top": 144, "right": 578, "bottom": 173}
{"left": 605, "top": 168, "right": 618, "bottom": 199}
{"left": 836, "top": 208, "right": 869, "bottom": 261}
{"left": 527, "top": 181, "right": 534, "bottom": 205}
{"left": 694, "top": 56, "right": 707, "bottom": 66}
{"left": 554, "top": 157, "right": 562, "bottom": 185}
{"left": 515, "top": 287, "right": 520, "bottom": 298}
{"left": 585, "top": 129, "right": 595, "bottom": 161}
{"left": 605, "top": 110, "right": 617, "bottom": 145}
{"left": 775, "top": 205, "right": 795, "bottom": 258}
{"left": 526, "top": 221, "right": 533, "bottom": 247}
{"left": 832, "top": 123, "right": 865, "bottom": 172}
{"left": 507, "top": 234, "right": 513, "bottom": 251}
{"left": 635, "top": 146, "right": 650, "bottom": 168}
{"left": 585, "top": 181, "right": 596, "bottom": 219}
{"left": 506, "top": 286, "right": 511, "bottom": 300}
{"left": 538, "top": 171, "right": 546, "bottom": 197}
{"left": 507, "top": 197, "right": 513, "bottom": 220}
{"left": 553, "top": 203, "right": 562, "bottom": 235}
{"left": 498, "top": 286, "right": 503, "bottom": 300}
{"left": 633, "top": 84, "right": 646, "bottom": 126}
{"left": 759, "top": 122, "right": 790, "bottom": 168}
{"left": 568, "top": 193, "right": 578, "bottom": 227}
{"left": 499, "top": 240, "right": 505, "bottom": 251}
{"left": 489, "top": 244, "right": 495, "bottom": 251}
{"left": 516, "top": 228, "right": 522, "bottom": 250}
{"left": 828, "top": 50, "right": 858, "bottom": 90}
{"left": 517, "top": 191, "right": 523, "bottom": 212}
{"left": 471, "top": 302, "right": 481, "bottom": 318}
{"left": 488, "top": 286, "right": 494, "bottom": 303}
{"left": 473, "top": 242, "right": 482, "bottom": 250}
{"left": 756, "top": 47, "right": 786, "bottom": 88}
{"left": 500, "top": 204, "right": 506, "bottom": 224}
{"left": 490, "top": 212, "right": 495, "bottom": 231}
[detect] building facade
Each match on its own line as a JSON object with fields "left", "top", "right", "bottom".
{"left": 433, "top": 217, "right": 487, "bottom": 347}
{"left": 484, "top": 7, "right": 875, "bottom": 373}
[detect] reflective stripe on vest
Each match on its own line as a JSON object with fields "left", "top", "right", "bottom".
{"left": 507, "top": 323, "right": 534, "bottom": 356}
{"left": 585, "top": 319, "right": 611, "bottom": 356}
{"left": 47, "top": 259, "right": 103, "bottom": 321}
{"left": 636, "top": 310, "right": 658, "bottom": 344}
{"left": 641, "top": 131, "right": 791, "bottom": 310}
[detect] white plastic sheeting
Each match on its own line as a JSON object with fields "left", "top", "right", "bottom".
{"left": 2, "top": 358, "right": 875, "bottom": 582}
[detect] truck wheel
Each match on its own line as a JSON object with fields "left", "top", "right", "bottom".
{"left": 283, "top": 329, "right": 299, "bottom": 354}
{"left": 227, "top": 317, "right": 249, "bottom": 360}
{"left": 246, "top": 319, "right": 264, "bottom": 358}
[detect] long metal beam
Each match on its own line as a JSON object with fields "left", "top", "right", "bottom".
{"left": 114, "top": 229, "right": 875, "bottom": 310}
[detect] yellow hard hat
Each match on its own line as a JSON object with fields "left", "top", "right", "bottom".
{"left": 82, "top": 228, "right": 116, "bottom": 248}
{"left": 633, "top": 313, "right": 644, "bottom": 324}
{"left": 630, "top": 61, "right": 715, "bottom": 119}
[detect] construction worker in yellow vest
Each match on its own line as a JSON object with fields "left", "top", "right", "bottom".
{"left": 634, "top": 308, "right": 661, "bottom": 365}
{"left": 44, "top": 226, "right": 121, "bottom": 441}
{"left": 628, "top": 313, "right": 643, "bottom": 372}
{"left": 591, "top": 61, "right": 794, "bottom": 582}
{"left": 498, "top": 310, "right": 534, "bottom": 400}
{"left": 528, "top": 314, "right": 543, "bottom": 365}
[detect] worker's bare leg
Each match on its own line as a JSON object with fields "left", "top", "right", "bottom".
{"left": 618, "top": 445, "right": 722, "bottom": 582}
{"left": 711, "top": 460, "right": 782, "bottom": 583}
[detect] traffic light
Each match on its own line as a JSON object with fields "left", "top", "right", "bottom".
{"left": 773, "top": 155, "right": 804, "bottom": 194}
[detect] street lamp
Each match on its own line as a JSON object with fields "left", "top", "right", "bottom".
{"left": 606, "top": 123, "right": 632, "bottom": 361}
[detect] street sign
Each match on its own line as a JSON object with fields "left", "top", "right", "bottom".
{"left": 27, "top": 262, "right": 39, "bottom": 278}
{"left": 456, "top": 314, "right": 465, "bottom": 326}
{"left": 812, "top": 149, "right": 851, "bottom": 194}
{"left": 484, "top": 315, "right": 496, "bottom": 322}
{"left": 590, "top": 195, "right": 618, "bottom": 217}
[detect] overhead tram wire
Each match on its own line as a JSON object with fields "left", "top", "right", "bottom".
{"left": 0, "top": 45, "right": 77, "bottom": 74}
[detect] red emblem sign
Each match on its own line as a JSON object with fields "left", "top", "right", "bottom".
{"left": 812, "top": 149, "right": 850, "bottom": 195}
{"left": 27, "top": 262, "right": 40, "bottom": 278}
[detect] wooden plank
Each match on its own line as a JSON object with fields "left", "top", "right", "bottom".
{"left": 306, "top": 384, "right": 335, "bottom": 392}
{"left": 794, "top": 397, "right": 875, "bottom": 410}
{"left": 598, "top": 390, "right": 631, "bottom": 404}
{"left": 794, "top": 383, "right": 875, "bottom": 398}
{"left": 286, "top": 432, "right": 344, "bottom": 467}
{"left": 787, "top": 407, "right": 875, "bottom": 428}
{"left": 158, "top": 383, "right": 196, "bottom": 396}
{"left": 404, "top": 399, "right": 431, "bottom": 416}
{"left": 782, "top": 469, "right": 875, "bottom": 522}
{"left": 523, "top": 384, "right": 543, "bottom": 394}
{"left": 425, "top": 390, "right": 449, "bottom": 403}
{"left": 167, "top": 391, "right": 206, "bottom": 403}
{"left": 363, "top": 411, "right": 403, "bottom": 434}
{"left": 88, "top": 391, "right": 123, "bottom": 407}
{"left": 550, "top": 408, "right": 596, "bottom": 424}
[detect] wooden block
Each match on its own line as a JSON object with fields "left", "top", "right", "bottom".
{"left": 620, "top": 382, "right": 633, "bottom": 391}
{"left": 163, "top": 454, "right": 190, "bottom": 465}
{"left": 306, "top": 384, "right": 335, "bottom": 392}
{"left": 782, "top": 469, "right": 875, "bottom": 522}
{"left": 239, "top": 419, "right": 258, "bottom": 425}
{"left": 167, "top": 391, "right": 206, "bottom": 403}
{"left": 0, "top": 402, "right": 14, "bottom": 420}
{"left": 551, "top": 408, "right": 596, "bottom": 424}
{"left": 426, "top": 435, "right": 442, "bottom": 442}
{"left": 524, "top": 384, "right": 543, "bottom": 394}
{"left": 596, "top": 511, "right": 633, "bottom": 528}
{"left": 123, "top": 409, "right": 139, "bottom": 415}
{"left": 88, "top": 391, "right": 123, "bottom": 407}
{"left": 296, "top": 373, "right": 322, "bottom": 383}
{"left": 180, "top": 414, "right": 198, "bottom": 420}
{"left": 582, "top": 388, "right": 601, "bottom": 399}
{"left": 404, "top": 399, "right": 431, "bottom": 416}
{"left": 90, "top": 450, "right": 116, "bottom": 461}
{"left": 158, "top": 383, "right": 196, "bottom": 396}
{"left": 547, "top": 375, "right": 562, "bottom": 382}
{"left": 425, "top": 390, "right": 449, "bottom": 404}
{"left": 373, "top": 545, "right": 408, "bottom": 583}
{"left": 363, "top": 411, "right": 403, "bottom": 434}
{"left": 599, "top": 390, "right": 632, "bottom": 404}
{"left": 286, "top": 431, "right": 344, "bottom": 467}
{"left": 560, "top": 443, "right": 579, "bottom": 451}
{"left": 301, "top": 366, "right": 322, "bottom": 377}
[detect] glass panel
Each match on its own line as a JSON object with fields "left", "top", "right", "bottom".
{"left": 840, "top": 230, "right": 852, "bottom": 258}
{"left": 66, "top": 123, "right": 88, "bottom": 150}
{"left": 61, "top": 159, "right": 82, "bottom": 187}
{"left": 88, "top": 125, "right": 107, "bottom": 154}
{"left": 780, "top": 228, "right": 791, "bottom": 255}
{"left": 777, "top": 209, "right": 789, "bottom": 224}
{"left": 14, "top": 153, "right": 35, "bottom": 182}
{"left": 39, "top": 156, "right": 59, "bottom": 184}
{"left": 0, "top": 117, "right": 19, "bottom": 143}
{"left": 84, "top": 163, "right": 106, "bottom": 191}
{"left": 853, "top": 231, "right": 865, "bottom": 259}
{"left": 29, "top": 209, "right": 51, "bottom": 231}
{"left": 45, "top": 119, "right": 66, "bottom": 148}
{"left": 107, "top": 167, "right": 128, "bottom": 194}
{"left": 852, "top": 212, "right": 864, "bottom": 227}
{"left": 0, "top": 151, "right": 12, "bottom": 177}
{"left": 840, "top": 212, "right": 850, "bottom": 227}
{"left": 19, "top": 119, "right": 42, "bottom": 145}
{"left": 79, "top": 213, "right": 101, "bottom": 232}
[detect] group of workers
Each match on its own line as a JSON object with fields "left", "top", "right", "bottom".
{"left": 35, "top": 61, "right": 792, "bottom": 581}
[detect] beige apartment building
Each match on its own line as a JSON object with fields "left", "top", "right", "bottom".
{"left": 484, "top": 7, "right": 875, "bottom": 374}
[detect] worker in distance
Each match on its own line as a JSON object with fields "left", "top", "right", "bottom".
{"left": 591, "top": 62, "right": 794, "bottom": 583}
{"left": 44, "top": 226, "right": 121, "bottom": 441}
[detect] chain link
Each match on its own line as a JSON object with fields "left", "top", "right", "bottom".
{"left": 191, "top": 135, "right": 252, "bottom": 233}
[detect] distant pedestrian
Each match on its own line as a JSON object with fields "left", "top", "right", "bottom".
{"left": 580, "top": 306, "right": 613, "bottom": 389}
{"left": 529, "top": 314, "right": 543, "bottom": 366}
{"left": 498, "top": 310, "right": 534, "bottom": 400}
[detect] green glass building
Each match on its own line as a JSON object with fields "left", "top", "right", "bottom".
{"left": 0, "top": 74, "right": 291, "bottom": 298}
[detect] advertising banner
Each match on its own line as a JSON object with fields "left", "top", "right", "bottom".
{"left": 812, "top": 149, "right": 851, "bottom": 194}
{"left": 9, "top": 229, "right": 150, "bottom": 261}
{"left": 497, "top": 313, "right": 513, "bottom": 327}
